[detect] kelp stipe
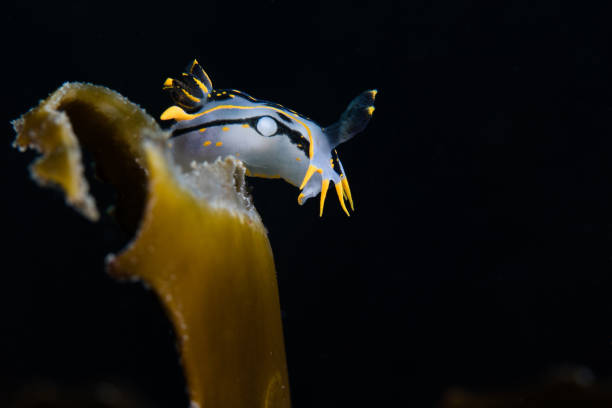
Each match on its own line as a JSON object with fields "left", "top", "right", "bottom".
{"left": 12, "top": 83, "right": 291, "bottom": 408}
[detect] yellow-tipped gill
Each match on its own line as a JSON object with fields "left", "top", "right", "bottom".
{"left": 319, "top": 179, "right": 330, "bottom": 217}
{"left": 341, "top": 175, "right": 354, "bottom": 211}
{"left": 335, "top": 182, "right": 350, "bottom": 216}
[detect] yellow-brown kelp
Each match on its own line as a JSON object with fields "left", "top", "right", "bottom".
{"left": 12, "top": 83, "right": 291, "bottom": 408}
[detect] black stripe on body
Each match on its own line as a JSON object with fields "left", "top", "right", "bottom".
{"left": 171, "top": 116, "right": 310, "bottom": 156}
{"left": 172, "top": 118, "right": 252, "bottom": 137}
{"left": 263, "top": 102, "right": 312, "bottom": 121}
{"left": 276, "top": 112, "right": 293, "bottom": 124}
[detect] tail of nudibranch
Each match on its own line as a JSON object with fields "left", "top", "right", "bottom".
{"left": 324, "top": 89, "right": 377, "bottom": 148}
{"left": 299, "top": 89, "right": 376, "bottom": 216}
{"left": 162, "top": 60, "right": 213, "bottom": 112}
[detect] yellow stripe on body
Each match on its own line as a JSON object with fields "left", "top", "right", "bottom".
{"left": 160, "top": 103, "right": 319, "bottom": 193}
{"left": 159, "top": 104, "right": 315, "bottom": 159}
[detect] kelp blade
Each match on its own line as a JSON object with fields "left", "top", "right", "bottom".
{"left": 13, "top": 83, "right": 291, "bottom": 408}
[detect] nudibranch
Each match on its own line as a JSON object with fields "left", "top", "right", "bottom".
{"left": 161, "top": 60, "right": 377, "bottom": 216}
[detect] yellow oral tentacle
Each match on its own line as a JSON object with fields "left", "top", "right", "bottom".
{"left": 341, "top": 176, "right": 354, "bottom": 211}
{"left": 160, "top": 105, "right": 197, "bottom": 121}
{"left": 299, "top": 164, "right": 317, "bottom": 190}
{"left": 319, "top": 179, "right": 330, "bottom": 217}
{"left": 335, "top": 182, "right": 350, "bottom": 216}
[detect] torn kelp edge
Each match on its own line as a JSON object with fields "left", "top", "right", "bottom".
{"left": 163, "top": 143, "right": 262, "bottom": 226}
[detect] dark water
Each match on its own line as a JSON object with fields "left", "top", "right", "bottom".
{"left": 3, "top": 1, "right": 612, "bottom": 407}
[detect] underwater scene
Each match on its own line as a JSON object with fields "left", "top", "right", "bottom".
{"left": 3, "top": 1, "right": 612, "bottom": 407}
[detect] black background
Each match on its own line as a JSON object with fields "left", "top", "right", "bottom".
{"left": 3, "top": 1, "right": 612, "bottom": 407}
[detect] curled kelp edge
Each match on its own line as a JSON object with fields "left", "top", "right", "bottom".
{"left": 12, "top": 83, "right": 102, "bottom": 220}
{"left": 12, "top": 82, "right": 262, "bottom": 229}
{"left": 12, "top": 82, "right": 289, "bottom": 407}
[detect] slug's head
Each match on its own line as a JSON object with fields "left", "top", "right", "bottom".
{"left": 160, "top": 60, "right": 376, "bottom": 217}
